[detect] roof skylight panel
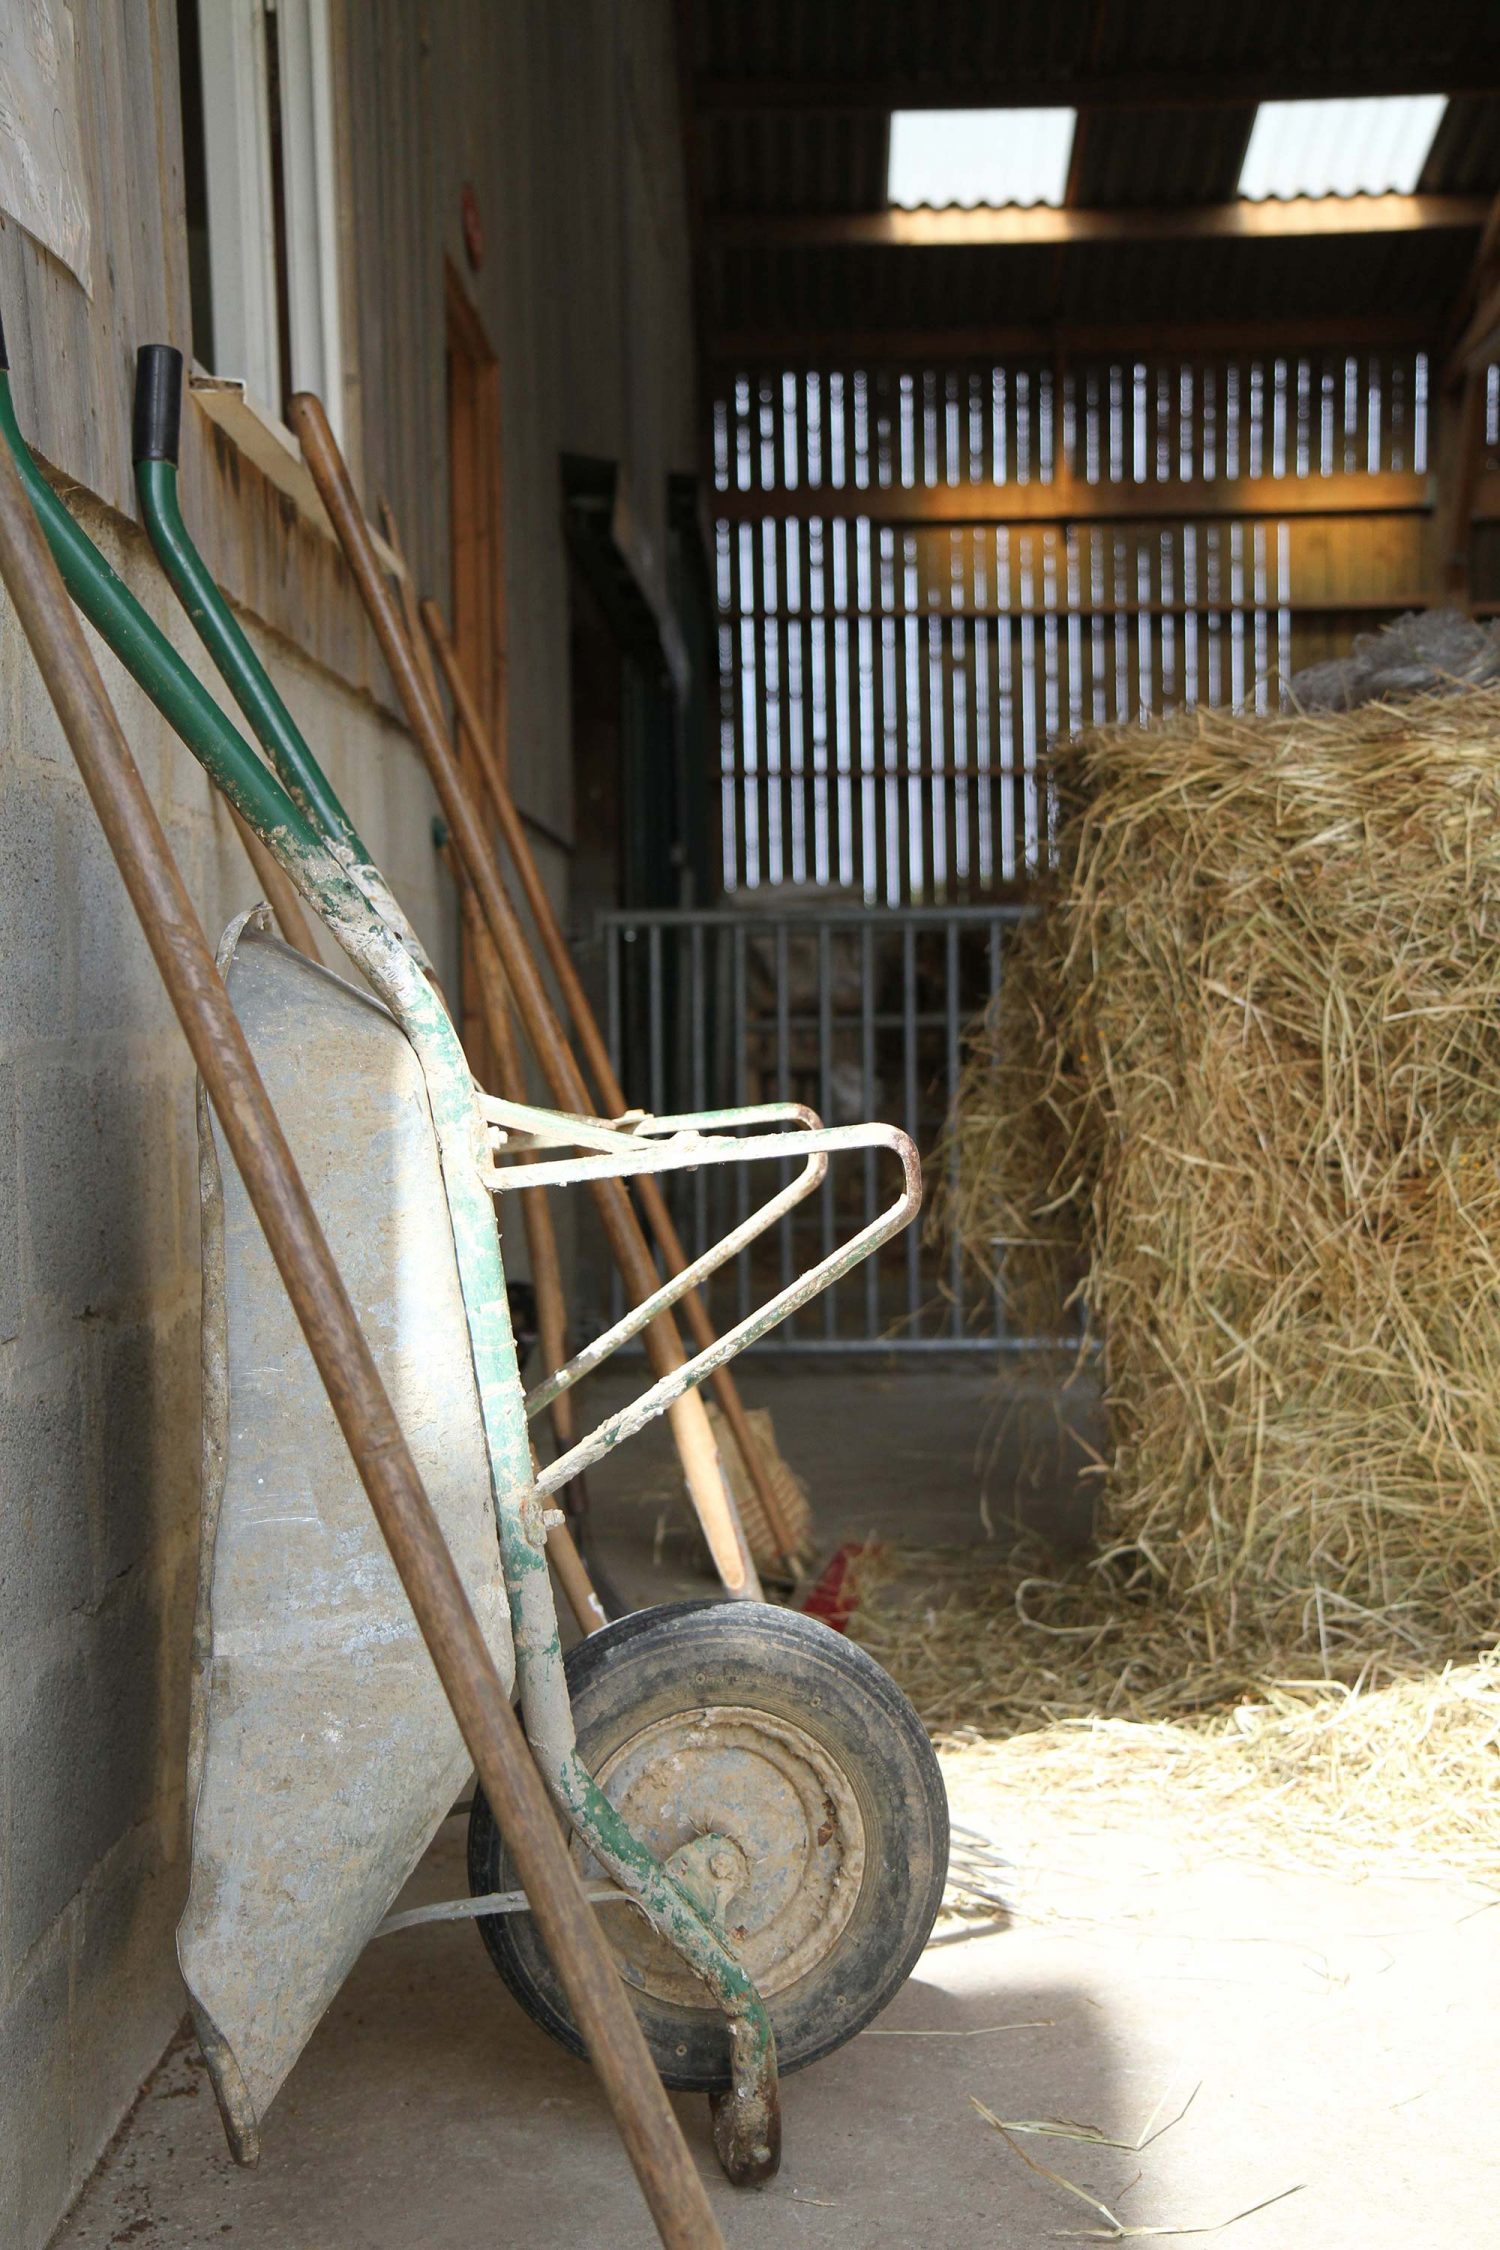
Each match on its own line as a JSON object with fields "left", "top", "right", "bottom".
{"left": 888, "top": 108, "right": 1077, "bottom": 210}
{"left": 1238, "top": 95, "right": 1448, "bottom": 200}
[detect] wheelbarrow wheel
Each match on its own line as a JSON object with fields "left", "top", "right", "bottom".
{"left": 467, "top": 1601, "right": 948, "bottom": 2091}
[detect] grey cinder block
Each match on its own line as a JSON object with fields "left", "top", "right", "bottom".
{"left": 0, "top": 1348, "right": 93, "bottom": 1650}
{"left": 0, "top": 1937, "right": 71, "bottom": 2250}
{"left": 0, "top": 770, "right": 71, "bottom": 1049}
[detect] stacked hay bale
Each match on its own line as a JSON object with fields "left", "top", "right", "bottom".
{"left": 940, "top": 684, "right": 1500, "bottom": 1692}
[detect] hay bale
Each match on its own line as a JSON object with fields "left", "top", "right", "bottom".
{"left": 940, "top": 690, "right": 1500, "bottom": 1686}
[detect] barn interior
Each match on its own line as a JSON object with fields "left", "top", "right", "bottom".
{"left": 5, "top": 5, "right": 1500, "bottom": 2247}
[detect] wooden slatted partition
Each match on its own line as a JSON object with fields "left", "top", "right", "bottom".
{"left": 711, "top": 349, "right": 1451, "bottom": 902}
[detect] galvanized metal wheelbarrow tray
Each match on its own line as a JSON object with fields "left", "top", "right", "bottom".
{"left": 0, "top": 351, "right": 924, "bottom": 2182}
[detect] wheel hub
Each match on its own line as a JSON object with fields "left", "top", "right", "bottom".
{"left": 581, "top": 1704, "right": 866, "bottom": 2008}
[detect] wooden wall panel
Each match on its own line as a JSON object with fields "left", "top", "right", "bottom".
{"left": 0, "top": 1, "right": 700, "bottom": 857}
{"left": 711, "top": 352, "right": 1453, "bottom": 903}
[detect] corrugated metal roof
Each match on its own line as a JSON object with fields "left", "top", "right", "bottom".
{"left": 707, "top": 230, "right": 1473, "bottom": 343}
{"left": 1068, "top": 107, "right": 1254, "bottom": 209}
{"left": 1422, "top": 95, "right": 1500, "bottom": 193}
{"left": 690, "top": 2, "right": 1500, "bottom": 355}
{"left": 692, "top": 0, "right": 1093, "bottom": 91}
{"left": 693, "top": 0, "right": 1499, "bottom": 96}
{"left": 703, "top": 113, "right": 889, "bottom": 215}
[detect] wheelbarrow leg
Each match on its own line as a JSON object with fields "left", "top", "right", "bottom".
{"left": 711, "top": 2017, "right": 782, "bottom": 2185}
{"left": 484, "top": 1382, "right": 786, "bottom": 2179}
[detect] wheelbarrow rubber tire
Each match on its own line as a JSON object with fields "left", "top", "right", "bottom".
{"left": 468, "top": 1601, "right": 948, "bottom": 2091}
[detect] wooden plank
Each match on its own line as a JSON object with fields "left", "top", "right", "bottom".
{"left": 775, "top": 518, "right": 794, "bottom": 884}
{"left": 717, "top": 470, "right": 1433, "bottom": 526}
{"left": 792, "top": 516, "right": 811, "bottom": 883}
{"left": 1452, "top": 273, "right": 1500, "bottom": 372}
{"left": 753, "top": 520, "right": 773, "bottom": 885}
{"left": 936, "top": 608, "right": 957, "bottom": 901}
{"left": 190, "top": 379, "right": 347, "bottom": 543}
{"left": 829, "top": 514, "right": 852, "bottom": 889}
{"left": 711, "top": 195, "right": 1490, "bottom": 253}
{"left": 1432, "top": 369, "right": 1488, "bottom": 605}
{"left": 709, "top": 315, "right": 1437, "bottom": 364}
{"left": 719, "top": 525, "right": 740, "bottom": 890}
{"left": 715, "top": 591, "right": 1444, "bottom": 621}
{"left": 0, "top": 0, "right": 390, "bottom": 707}
{"left": 870, "top": 524, "right": 893, "bottom": 902}
{"left": 889, "top": 529, "right": 912, "bottom": 902}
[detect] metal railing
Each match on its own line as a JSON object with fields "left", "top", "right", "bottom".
{"left": 600, "top": 904, "right": 1030, "bottom": 1352}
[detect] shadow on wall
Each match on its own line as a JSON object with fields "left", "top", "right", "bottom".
{"left": 3, "top": 953, "right": 201, "bottom": 2241}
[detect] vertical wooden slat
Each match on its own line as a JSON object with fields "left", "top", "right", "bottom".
{"left": 960, "top": 530, "right": 980, "bottom": 898}
{"left": 783, "top": 512, "right": 801, "bottom": 884}
{"left": 751, "top": 515, "right": 770, "bottom": 885}
{"left": 805, "top": 517, "right": 814, "bottom": 886}
{"left": 1017, "top": 529, "right": 1039, "bottom": 870}
{"left": 743, "top": 518, "right": 765, "bottom": 889}
{"left": 1181, "top": 524, "right": 1200, "bottom": 708}
{"left": 872, "top": 523, "right": 892, "bottom": 903}
{"left": 996, "top": 528, "right": 1017, "bottom": 880}
{"left": 832, "top": 513, "right": 855, "bottom": 893}
{"left": 782, "top": 511, "right": 800, "bottom": 894}
{"left": 805, "top": 515, "right": 823, "bottom": 887}
{"left": 854, "top": 513, "right": 874, "bottom": 899}
{"left": 973, "top": 530, "right": 994, "bottom": 892}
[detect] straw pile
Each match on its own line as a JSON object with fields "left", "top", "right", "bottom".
{"left": 941, "top": 689, "right": 1500, "bottom": 1686}
{"left": 907, "top": 690, "right": 1500, "bottom": 1879}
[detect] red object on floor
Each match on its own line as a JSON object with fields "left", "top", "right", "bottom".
{"left": 800, "top": 1541, "right": 876, "bottom": 1634}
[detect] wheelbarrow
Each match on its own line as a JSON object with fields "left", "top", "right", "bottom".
{"left": 0, "top": 341, "right": 950, "bottom": 2187}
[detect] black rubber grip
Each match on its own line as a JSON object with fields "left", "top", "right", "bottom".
{"left": 0, "top": 303, "right": 8, "bottom": 372}
{"left": 132, "top": 345, "right": 183, "bottom": 465}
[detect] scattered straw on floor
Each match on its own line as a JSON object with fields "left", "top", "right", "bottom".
{"left": 846, "top": 1542, "right": 1500, "bottom": 1888}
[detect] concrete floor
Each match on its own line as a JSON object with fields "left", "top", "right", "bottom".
{"left": 55, "top": 1361, "right": 1500, "bottom": 2248}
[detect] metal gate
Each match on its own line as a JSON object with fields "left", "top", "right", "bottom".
{"left": 601, "top": 904, "right": 1031, "bottom": 1352}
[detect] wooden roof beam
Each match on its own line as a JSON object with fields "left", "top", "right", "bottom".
{"left": 710, "top": 194, "right": 1490, "bottom": 252}
{"left": 695, "top": 64, "right": 1500, "bottom": 112}
{"left": 714, "top": 470, "right": 1434, "bottom": 528}
{"left": 707, "top": 316, "right": 1437, "bottom": 364}
{"left": 1446, "top": 189, "right": 1500, "bottom": 371}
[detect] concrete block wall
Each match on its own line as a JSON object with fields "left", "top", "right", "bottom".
{"left": 0, "top": 489, "right": 455, "bottom": 2250}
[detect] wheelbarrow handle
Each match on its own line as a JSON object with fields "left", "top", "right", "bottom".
{"left": 0, "top": 366, "right": 329, "bottom": 877}
{"left": 129, "top": 345, "right": 433, "bottom": 974}
{"left": 132, "top": 341, "right": 183, "bottom": 465}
